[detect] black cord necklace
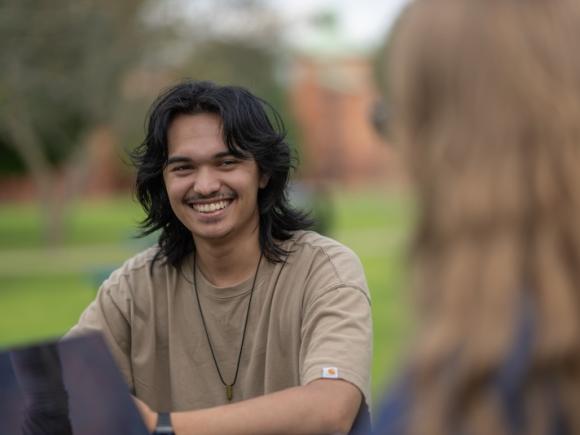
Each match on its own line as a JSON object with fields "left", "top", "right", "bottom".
{"left": 192, "top": 252, "right": 263, "bottom": 402}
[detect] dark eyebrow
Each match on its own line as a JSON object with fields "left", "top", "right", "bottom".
{"left": 165, "top": 152, "right": 238, "bottom": 166}
{"left": 165, "top": 156, "right": 191, "bottom": 166}
{"left": 213, "top": 151, "right": 237, "bottom": 160}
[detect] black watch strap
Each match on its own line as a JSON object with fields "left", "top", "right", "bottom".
{"left": 153, "top": 412, "right": 174, "bottom": 435}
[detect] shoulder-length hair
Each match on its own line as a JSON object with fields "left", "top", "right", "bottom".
{"left": 387, "top": 0, "right": 580, "bottom": 433}
{"left": 131, "top": 80, "right": 312, "bottom": 268}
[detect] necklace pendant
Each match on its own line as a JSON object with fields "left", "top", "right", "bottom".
{"left": 226, "top": 385, "right": 233, "bottom": 401}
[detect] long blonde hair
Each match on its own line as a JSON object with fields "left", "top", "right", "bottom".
{"left": 387, "top": 0, "right": 580, "bottom": 433}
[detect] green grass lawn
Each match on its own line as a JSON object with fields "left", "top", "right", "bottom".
{"left": 0, "top": 189, "right": 414, "bottom": 402}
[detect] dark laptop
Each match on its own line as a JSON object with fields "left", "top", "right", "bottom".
{"left": 0, "top": 332, "right": 148, "bottom": 435}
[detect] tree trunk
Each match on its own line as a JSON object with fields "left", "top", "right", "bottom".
{"left": 4, "top": 111, "right": 65, "bottom": 245}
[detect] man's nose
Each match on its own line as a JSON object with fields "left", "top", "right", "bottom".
{"left": 193, "top": 166, "right": 220, "bottom": 196}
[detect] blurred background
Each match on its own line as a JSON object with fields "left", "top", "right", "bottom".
{"left": 0, "top": 0, "right": 411, "bottom": 404}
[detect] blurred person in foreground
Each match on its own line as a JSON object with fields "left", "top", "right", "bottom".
{"left": 67, "top": 80, "right": 372, "bottom": 434}
{"left": 373, "top": 0, "right": 580, "bottom": 434}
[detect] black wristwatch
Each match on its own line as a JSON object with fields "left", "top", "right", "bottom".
{"left": 153, "top": 412, "right": 174, "bottom": 435}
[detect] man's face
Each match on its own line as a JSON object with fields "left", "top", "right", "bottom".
{"left": 163, "top": 113, "right": 268, "bottom": 245}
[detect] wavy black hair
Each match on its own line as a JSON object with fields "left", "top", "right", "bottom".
{"left": 131, "top": 80, "right": 312, "bottom": 268}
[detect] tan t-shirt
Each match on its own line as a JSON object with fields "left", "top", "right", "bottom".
{"left": 67, "top": 230, "right": 372, "bottom": 418}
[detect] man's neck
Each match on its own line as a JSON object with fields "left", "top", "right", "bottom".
{"left": 193, "top": 233, "right": 262, "bottom": 288}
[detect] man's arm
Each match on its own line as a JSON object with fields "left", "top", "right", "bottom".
{"left": 136, "top": 379, "right": 362, "bottom": 435}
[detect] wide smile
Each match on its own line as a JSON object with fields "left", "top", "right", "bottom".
{"left": 188, "top": 198, "right": 233, "bottom": 215}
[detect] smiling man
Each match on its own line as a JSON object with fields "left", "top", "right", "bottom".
{"left": 164, "top": 112, "right": 269, "bottom": 261}
{"left": 67, "top": 80, "right": 372, "bottom": 435}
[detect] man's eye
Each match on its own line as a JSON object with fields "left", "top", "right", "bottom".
{"left": 171, "top": 165, "right": 191, "bottom": 172}
{"left": 220, "top": 160, "right": 238, "bottom": 167}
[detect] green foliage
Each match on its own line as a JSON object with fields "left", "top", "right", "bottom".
{"left": 0, "top": 0, "right": 150, "bottom": 172}
{"left": 186, "top": 40, "right": 279, "bottom": 100}
{"left": 0, "top": 139, "right": 25, "bottom": 174}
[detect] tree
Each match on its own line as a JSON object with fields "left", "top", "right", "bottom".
{"left": 0, "top": 0, "right": 151, "bottom": 243}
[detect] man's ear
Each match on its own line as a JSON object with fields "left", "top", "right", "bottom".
{"left": 259, "top": 172, "right": 270, "bottom": 189}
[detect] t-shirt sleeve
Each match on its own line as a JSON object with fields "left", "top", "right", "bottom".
{"left": 64, "top": 271, "right": 134, "bottom": 391}
{"left": 299, "top": 284, "right": 373, "bottom": 409}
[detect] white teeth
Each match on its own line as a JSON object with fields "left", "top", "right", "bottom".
{"left": 192, "top": 200, "right": 229, "bottom": 213}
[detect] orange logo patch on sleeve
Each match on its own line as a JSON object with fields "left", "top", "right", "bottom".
{"left": 322, "top": 367, "right": 339, "bottom": 379}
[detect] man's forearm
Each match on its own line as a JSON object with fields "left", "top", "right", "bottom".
{"left": 140, "top": 379, "right": 362, "bottom": 435}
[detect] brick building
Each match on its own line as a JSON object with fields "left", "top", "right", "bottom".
{"left": 288, "top": 52, "right": 403, "bottom": 187}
